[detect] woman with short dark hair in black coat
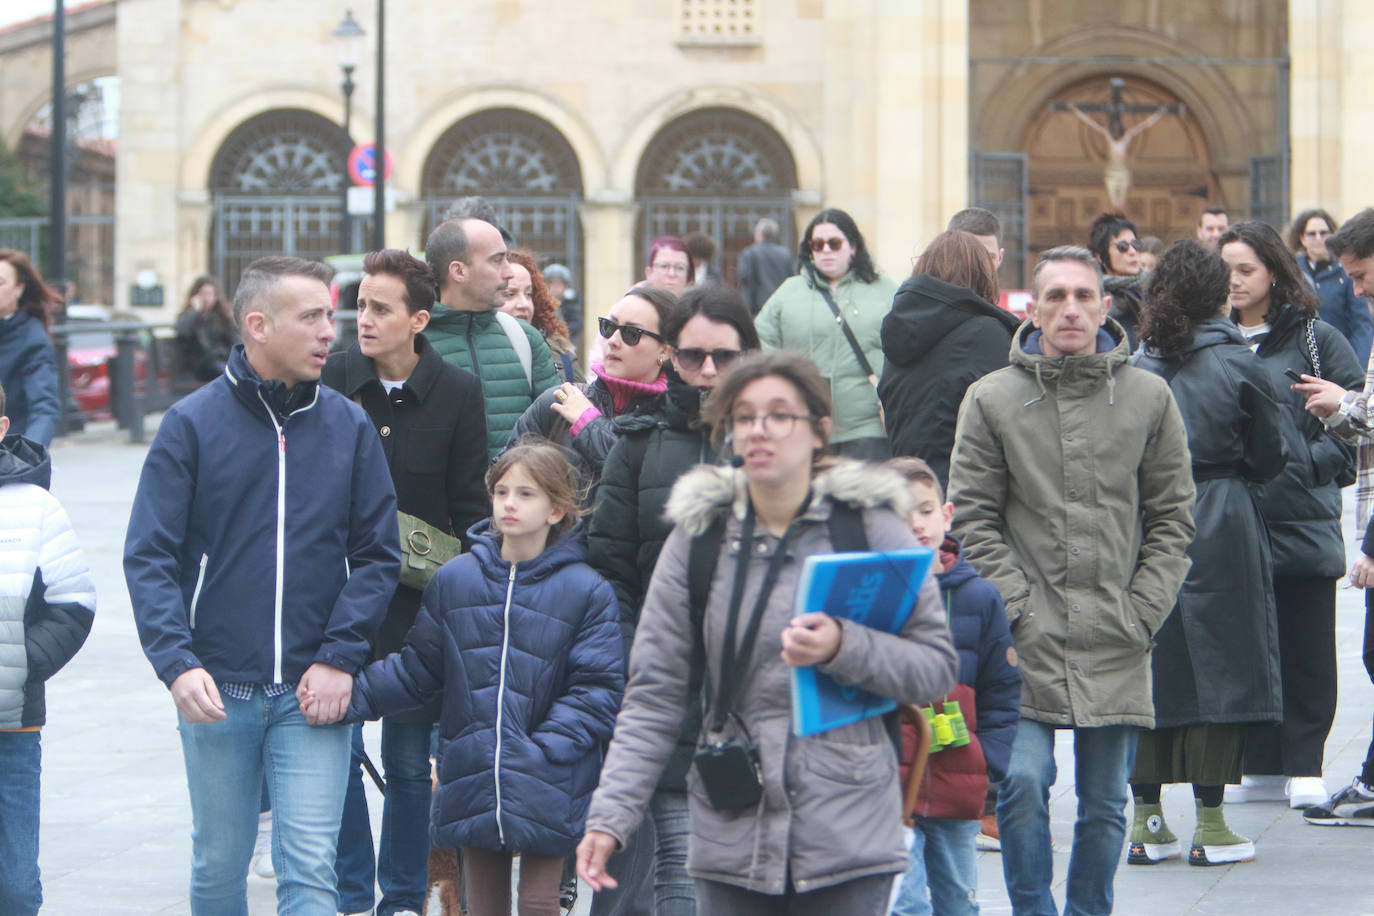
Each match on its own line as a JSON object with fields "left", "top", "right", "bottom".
{"left": 878, "top": 230, "right": 1019, "bottom": 489}
{"left": 584, "top": 285, "right": 759, "bottom": 915}
{"left": 321, "top": 249, "right": 489, "bottom": 916}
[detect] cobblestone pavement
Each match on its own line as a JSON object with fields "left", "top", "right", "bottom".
{"left": 33, "top": 420, "right": 1374, "bottom": 914}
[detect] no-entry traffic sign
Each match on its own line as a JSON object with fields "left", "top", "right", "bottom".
{"left": 348, "top": 144, "right": 395, "bottom": 186}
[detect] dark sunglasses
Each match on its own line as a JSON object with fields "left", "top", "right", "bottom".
{"left": 598, "top": 316, "right": 664, "bottom": 347}
{"left": 675, "top": 347, "right": 743, "bottom": 372}
{"left": 809, "top": 237, "right": 846, "bottom": 252}
{"left": 1114, "top": 239, "right": 1143, "bottom": 253}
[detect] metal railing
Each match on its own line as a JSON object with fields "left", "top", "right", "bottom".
{"left": 49, "top": 313, "right": 365, "bottom": 444}
{"left": 50, "top": 319, "right": 198, "bottom": 444}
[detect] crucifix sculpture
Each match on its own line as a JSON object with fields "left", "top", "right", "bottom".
{"left": 1050, "top": 78, "right": 1185, "bottom": 210}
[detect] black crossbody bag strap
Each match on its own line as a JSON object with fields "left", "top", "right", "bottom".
{"left": 709, "top": 498, "right": 809, "bottom": 732}
{"left": 811, "top": 267, "right": 878, "bottom": 383}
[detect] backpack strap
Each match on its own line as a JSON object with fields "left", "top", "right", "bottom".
{"left": 493, "top": 310, "right": 534, "bottom": 394}
{"left": 826, "top": 499, "right": 868, "bottom": 553}
{"left": 687, "top": 512, "right": 729, "bottom": 717}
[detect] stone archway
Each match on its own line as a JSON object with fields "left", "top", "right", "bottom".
{"left": 206, "top": 108, "right": 349, "bottom": 294}
{"left": 1020, "top": 75, "right": 1219, "bottom": 258}
{"left": 633, "top": 107, "right": 798, "bottom": 286}
{"left": 420, "top": 108, "right": 585, "bottom": 284}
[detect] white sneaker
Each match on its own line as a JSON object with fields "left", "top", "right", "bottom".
{"left": 250, "top": 811, "right": 274, "bottom": 879}
{"left": 1223, "top": 775, "right": 1287, "bottom": 803}
{"left": 1287, "top": 776, "right": 1329, "bottom": 809}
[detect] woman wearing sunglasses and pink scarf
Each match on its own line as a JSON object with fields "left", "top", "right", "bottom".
{"left": 754, "top": 207, "right": 898, "bottom": 461}
{"left": 506, "top": 285, "right": 677, "bottom": 503}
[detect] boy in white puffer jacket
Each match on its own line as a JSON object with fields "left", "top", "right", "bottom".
{"left": 0, "top": 380, "right": 96, "bottom": 916}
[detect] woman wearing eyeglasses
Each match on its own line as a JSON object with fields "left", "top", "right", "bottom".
{"left": 578, "top": 350, "right": 957, "bottom": 915}
{"left": 1287, "top": 208, "right": 1373, "bottom": 370}
{"left": 506, "top": 286, "right": 676, "bottom": 501}
{"left": 1087, "top": 211, "right": 1147, "bottom": 350}
{"left": 755, "top": 208, "right": 897, "bottom": 461}
{"left": 584, "top": 285, "right": 761, "bottom": 914}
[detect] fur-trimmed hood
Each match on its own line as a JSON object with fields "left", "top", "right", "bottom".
{"left": 664, "top": 458, "right": 911, "bottom": 537}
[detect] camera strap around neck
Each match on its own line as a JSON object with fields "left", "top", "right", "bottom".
{"left": 710, "top": 494, "right": 812, "bottom": 732}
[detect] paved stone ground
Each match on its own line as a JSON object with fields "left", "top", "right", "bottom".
{"left": 30, "top": 419, "right": 1374, "bottom": 914}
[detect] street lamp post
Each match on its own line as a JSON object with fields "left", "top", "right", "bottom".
{"left": 332, "top": 10, "right": 364, "bottom": 255}
{"left": 372, "top": 0, "right": 386, "bottom": 251}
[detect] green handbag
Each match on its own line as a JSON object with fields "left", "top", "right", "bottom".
{"left": 397, "top": 511, "right": 462, "bottom": 591}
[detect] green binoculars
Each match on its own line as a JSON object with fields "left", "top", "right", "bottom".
{"left": 923, "top": 700, "right": 970, "bottom": 753}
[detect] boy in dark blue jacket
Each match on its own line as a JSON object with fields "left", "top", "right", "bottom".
{"left": 889, "top": 457, "right": 1020, "bottom": 916}
{"left": 123, "top": 257, "right": 400, "bottom": 915}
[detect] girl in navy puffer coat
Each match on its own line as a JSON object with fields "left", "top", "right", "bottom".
{"left": 341, "top": 442, "right": 624, "bottom": 914}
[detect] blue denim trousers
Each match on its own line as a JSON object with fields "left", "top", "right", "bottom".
{"left": 891, "top": 816, "right": 980, "bottom": 916}
{"left": 650, "top": 789, "right": 695, "bottom": 916}
{"left": 997, "top": 720, "right": 1138, "bottom": 916}
{"left": 335, "top": 719, "right": 434, "bottom": 915}
{"left": 0, "top": 730, "right": 42, "bottom": 916}
{"left": 178, "top": 686, "right": 352, "bottom": 916}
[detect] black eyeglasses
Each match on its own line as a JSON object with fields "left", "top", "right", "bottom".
{"left": 675, "top": 347, "right": 743, "bottom": 372}
{"left": 1114, "top": 239, "right": 1143, "bottom": 253}
{"left": 730, "top": 411, "right": 812, "bottom": 438}
{"left": 809, "top": 237, "right": 846, "bottom": 253}
{"left": 598, "top": 316, "right": 664, "bottom": 347}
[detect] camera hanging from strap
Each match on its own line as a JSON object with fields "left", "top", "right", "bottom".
{"left": 692, "top": 495, "right": 810, "bottom": 810}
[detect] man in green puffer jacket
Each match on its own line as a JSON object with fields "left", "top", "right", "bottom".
{"left": 425, "top": 217, "right": 560, "bottom": 461}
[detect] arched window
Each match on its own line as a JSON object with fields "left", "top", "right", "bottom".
{"left": 208, "top": 109, "right": 348, "bottom": 293}
{"left": 421, "top": 109, "right": 583, "bottom": 284}
{"left": 635, "top": 108, "right": 797, "bottom": 285}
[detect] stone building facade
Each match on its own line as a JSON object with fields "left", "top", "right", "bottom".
{"left": 1, "top": 0, "right": 1371, "bottom": 344}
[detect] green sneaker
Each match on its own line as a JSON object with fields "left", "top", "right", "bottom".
{"left": 1189, "top": 800, "right": 1255, "bottom": 866}
{"left": 1128, "top": 800, "right": 1181, "bottom": 864}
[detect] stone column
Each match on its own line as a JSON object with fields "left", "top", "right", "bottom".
{"left": 1337, "top": 0, "right": 1374, "bottom": 212}
{"left": 576, "top": 196, "right": 639, "bottom": 359}
{"left": 114, "top": 0, "right": 183, "bottom": 316}
{"left": 1291, "top": 0, "right": 1374, "bottom": 220}
{"left": 822, "top": 0, "right": 969, "bottom": 278}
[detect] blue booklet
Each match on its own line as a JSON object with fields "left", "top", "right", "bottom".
{"left": 790, "top": 547, "right": 935, "bottom": 737}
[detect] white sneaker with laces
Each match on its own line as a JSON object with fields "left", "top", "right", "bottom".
{"left": 1287, "top": 776, "right": 1329, "bottom": 809}
{"left": 1223, "top": 774, "right": 1287, "bottom": 803}
{"left": 249, "top": 810, "right": 274, "bottom": 879}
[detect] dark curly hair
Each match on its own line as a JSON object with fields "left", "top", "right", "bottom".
{"left": 506, "top": 250, "right": 568, "bottom": 339}
{"left": 1218, "top": 220, "right": 1320, "bottom": 323}
{"left": 1285, "top": 208, "right": 1338, "bottom": 255}
{"left": 1086, "top": 211, "right": 1137, "bottom": 275}
{"left": 1137, "top": 241, "right": 1230, "bottom": 356}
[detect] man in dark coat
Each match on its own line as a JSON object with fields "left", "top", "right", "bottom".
{"left": 736, "top": 218, "right": 793, "bottom": 315}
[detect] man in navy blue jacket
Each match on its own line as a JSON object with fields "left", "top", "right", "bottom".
{"left": 123, "top": 256, "right": 400, "bottom": 915}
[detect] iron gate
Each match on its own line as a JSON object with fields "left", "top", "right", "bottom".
{"left": 971, "top": 152, "right": 1030, "bottom": 290}
{"left": 638, "top": 196, "right": 794, "bottom": 287}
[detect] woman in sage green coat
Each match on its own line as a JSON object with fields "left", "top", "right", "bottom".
{"left": 755, "top": 208, "right": 897, "bottom": 460}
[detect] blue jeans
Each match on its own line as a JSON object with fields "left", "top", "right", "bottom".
{"left": 891, "top": 817, "right": 979, "bottom": 916}
{"left": 0, "top": 731, "right": 42, "bottom": 916}
{"left": 650, "top": 790, "right": 695, "bottom": 916}
{"left": 178, "top": 686, "right": 352, "bottom": 916}
{"left": 997, "top": 720, "right": 1138, "bottom": 916}
{"left": 335, "top": 719, "right": 434, "bottom": 915}
{"left": 590, "top": 813, "right": 656, "bottom": 916}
